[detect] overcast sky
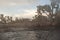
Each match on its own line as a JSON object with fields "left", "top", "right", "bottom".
{"left": 0, "top": 0, "right": 51, "bottom": 19}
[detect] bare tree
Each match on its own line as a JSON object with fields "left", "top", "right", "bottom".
{"left": 36, "top": 1, "right": 59, "bottom": 26}
{"left": 0, "top": 14, "right": 6, "bottom": 23}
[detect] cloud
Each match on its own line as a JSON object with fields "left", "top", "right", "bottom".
{"left": 0, "top": 0, "right": 37, "bottom": 7}
{"left": 14, "top": 9, "right": 37, "bottom": 19}
{"left": 0, "top": 12, "right": 13, "bottom": 17}
{"left": 0, "top": 9, "right": 37, "bottom": 19}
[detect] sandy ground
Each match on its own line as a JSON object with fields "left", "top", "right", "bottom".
{"left": 0, "top": 30, "right": 60, "bottom": 40}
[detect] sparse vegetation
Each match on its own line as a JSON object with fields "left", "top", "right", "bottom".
{"left": 0, "top": 0, "right": 60, "bottom": 32}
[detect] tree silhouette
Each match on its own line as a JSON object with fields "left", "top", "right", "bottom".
{"left": 0, "top": 14, "right": 6, "bottom": 23}
{"left": 36, "top": 1, "right": 59, "bottom": 26}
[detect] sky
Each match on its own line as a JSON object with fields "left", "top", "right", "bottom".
{"left": 0, "top": 0, "right": 51, "bottom": 19}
